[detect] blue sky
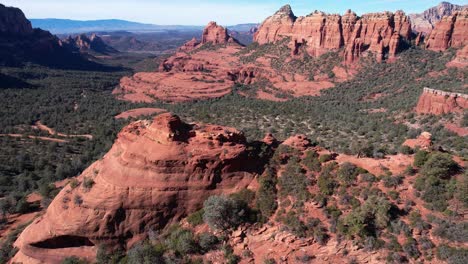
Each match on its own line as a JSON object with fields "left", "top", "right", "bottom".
{"left": 2, "top": 0, "right": 467, "bottom": 25}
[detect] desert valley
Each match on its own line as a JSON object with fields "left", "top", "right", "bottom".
{"left": 0, "top": 1, "right": 467, "bottom": 264}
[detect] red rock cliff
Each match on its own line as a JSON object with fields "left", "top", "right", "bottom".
{"left": 254, "top": 5, "right": 412, "bottom": 62}
{"left": 409, "top": 2, "right": 467, "bottom": 35}
{"left": 425, "top": 9, "right": 468, "bottom": 51}
{"left": 13, "top": 113, "right": 262, "bottom": 264}
{"left": 416, "top": 88, "right": 468, "bottom": 115}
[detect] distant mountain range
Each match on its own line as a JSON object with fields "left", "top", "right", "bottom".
{"left": 29, "top": 19, "right": 205, "bottom": 34}
{"left": 29, "top": 19, "right": 259, "bottom": 34}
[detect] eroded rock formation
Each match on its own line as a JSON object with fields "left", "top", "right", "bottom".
{"left": 202, "top": 21, "right": 239, "bottom": 45}
{"left": 409, "top": 1, "right": 467, "bottom": 35}
{"left": 416, "top": 87, "right": 468, "bottom": 115}
{"left": 254, "top": 5, "right": 412, "bottom": 63}
{"left": 425, "top": 9, "right": 468, "bottom": 51}
{"left": 13, "top": 113, "right": 262, "bottom": 263}
{"left": 61, "top": 34, "right": 118, "bottom": 55}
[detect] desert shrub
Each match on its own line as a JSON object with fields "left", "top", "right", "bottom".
{"left": 263, "top": 258, "right": 277, "bottom": 264}
{"left": 415, "top": 153, "right": 460, "bottom": 211}
{"left": 319, "top": 154, "right": 333, "bottom": 163}
{"left": 433, "top": 219, "right": 468, "bottom": 243}
{"left": 69, "top": 178, "right": 80, "bottom": 189}
{"left": 419, "top": 236, "right": 434, "bottom": 251}
{"left": 382, "top": 175, "right": 403, "bottom": 188}
{"left": 256, "top": 167, "right": 278, "bottom": 218}
{"left": 421, "top": 153, "right": 459, "bottom": 179}
{"left": 387, "top": 235, "right": 402, "bottom": 252}
{"left": 408, "top": 211, "right": 430, "bottom": 231}
{"left": 165, "top": 227, "right": 197, "bottom": 255}
{"left": 388, "top": 190, "right": 399, "bottom": 200}
{"left": 437, "top": 244, "right": 468, "bottom": 264}
{"left": 360, "top": 173, "right": 377, "bottom": 182}
{"left": 126, "top": 241, "right": 165, "bottom": 264}
{"left": 278, "top": 157, "right": 311, "bottom": 201}
{"left": 198, "top": 232, "right": 219, "bottom": 253}
{"left": 399, "top": 145, "right": 414, "bottom": 155}
{"left": 389, "top": 219, "right": 411, "bottom": 236}
{"left": 413, "top": 150, "right": 429, "bottom": 167}
{"left": 403, "top": 237, "right": 420, "bottom": 259}
{"left": 203, "top": 195, "right": 247, "bottom": 231}
{"left": 61, "top": 256, "right": 89, "bottom": 264}
{"left": 363, "top": 236, "right": 385, "bottom": 251}
{"left": 318, "top": 166, "right": 337, "bottom": 196}
{"left": 386, "top": 252, "right": 407, "bottom": 263}
{"left": 73, "top": 194, "right": 83, "bottom": 206}
{"left": 187, "top": 209, "right": 204, "bottom": 226}
{"left": 82, "top": 177, "right": 95, "bottom": 190}
{"left": 337, "top": 162, "right": 359, "bottom": 185}
{"left": 456, "top": 171, "right": 468, "bottom": 208}
{"left": 280, "top": 211, "right": 308, "bottom": 237}
{"left": 342, "top": 195, "right": 392, "bottom": 238}
{"left": 303, "top": 150, "right": 321, "bottom": 172}
{"left": 403, "top": 165, "right": 416, "bottom": 176}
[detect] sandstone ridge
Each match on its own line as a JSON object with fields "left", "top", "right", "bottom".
{"left": 13, "top": 113, "right": 262, "bottom": 264}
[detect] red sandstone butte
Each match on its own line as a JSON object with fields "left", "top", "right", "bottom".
{"left": 416, "top": 87, "right": 468, "bottom": 115}
{"left": 403, "top": 132, "right": 432, "bottom": 150}
{"left": 13, "top": 113, "right": 261, "bottom": 263}
{"left": 425, "top": 9, "right": 468, "bottom": 51}
{"left": 254, "top": 5, "right": 411, "bottom": 63}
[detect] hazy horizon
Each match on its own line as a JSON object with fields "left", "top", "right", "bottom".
{"left": 2, "top": 0, "right": 468, "bottom": 25}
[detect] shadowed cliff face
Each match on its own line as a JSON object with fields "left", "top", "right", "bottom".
{"left": 0, "top": 4, "right": 111, "bottom": 70}
{"left": 254, "top": 5, "right": 412, "bottom": 63}
{"left": 13, "top": 113, "right": 267, "bottom": 264}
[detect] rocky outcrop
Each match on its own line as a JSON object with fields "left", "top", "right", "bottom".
{"left": 447, "top": 44, "right": 468, "bottom": 67}
{"left": 177, "top": 22, "right": 241, "bottom": 52}
{"left": 425, "top": 9, "right": 468, "bottom": 51}
{"left": 0, "top": 4, "right": 33, "bottom": 35}
{"left": 202, "top": 21, "right": 239, "bottom": 45}
{"left": 61, "top": 34, "right": 118, "bottom": 55}
{"left": 254, "top": 5, "right": 412, "bottom": 63}
{"left": 13, "top": 113, "right": 263, "bottom": 264}
{"left": 403, "top": 132, "right": 432, "bottom": 150}
{"left": 179, "top": 37, "right": 200, "bottom": 52}
{"left": 416, "top": 87, "right": 468, "bottom": 115}
{"left": 409, "top": 2, "right": 467, "bottom": 35}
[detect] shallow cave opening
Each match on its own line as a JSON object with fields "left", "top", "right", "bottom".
{"left": 31, "top": 235, "right": 94, "bottom": 249}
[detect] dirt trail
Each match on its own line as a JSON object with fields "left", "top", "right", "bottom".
{"left": 33, "top": 121, "right": 93, "bottom": 140}
{"left": 0, "top": 134, "right": 68, "bottom": 143}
